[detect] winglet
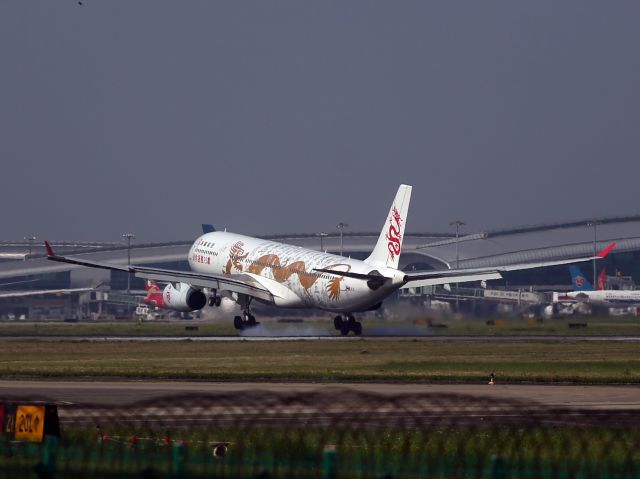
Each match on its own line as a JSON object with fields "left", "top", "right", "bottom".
{"left": 597, "top": 242, "right": 616, "bottom": 258}
{"left": 202, "top": 224, "right": 216, "bottom": 233}
{"left": 44, "top": 241, "right": 55, "bottom": 257}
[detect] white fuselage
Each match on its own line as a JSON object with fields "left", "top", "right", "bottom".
{"left": 564, "top": 290, "right": 640, "bottom": 305}
{"left": 187, "top": 231, "right": 405, "bottom": 313}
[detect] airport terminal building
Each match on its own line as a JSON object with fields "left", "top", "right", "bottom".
{"left": 1, "top": 215, "right": 640, "bottom": 319}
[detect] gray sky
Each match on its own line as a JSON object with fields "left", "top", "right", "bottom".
{"left": 2, "top": 1, "right": 639, "bottom": 242}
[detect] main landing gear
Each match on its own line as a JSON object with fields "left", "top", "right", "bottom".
{"left": 233, "top": 296, "right": 259, "bottom": 330}
{"left": 334, "top": 314, "right": 362, "bottom": 336}
{"left": 208, "top": 290, "right": 222, "bottom": 307}
{"left": 233, "top": 312, "right": 259, "bottom": 330}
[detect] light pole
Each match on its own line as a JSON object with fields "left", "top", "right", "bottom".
{"left": 587, "top": 220, "right": 598, "bottom": 287}
{"left": 336, "top": 223, "right": 348, "bottom": 256}
{"left": 122, "top": 233, "right": 135, "bottom": 311}
{"left": 23, "top": 235, "right": 36, "bottom": 260}
{"left": 449, "top": 221, "right": 465, "bottom": 311}
{"left": 316, "top": 232, "right": 328, "bottom": 252}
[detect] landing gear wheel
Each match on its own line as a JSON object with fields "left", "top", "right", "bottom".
{"left": 334, "top": 315, "right": 343, "bottom": 330}
{"left": 214, "top": 296, "right": 221, "bottom": 307}
{"left": 233, "top": 316, "right": 244, "bottom": 330}
{"left": 208, "top": 297, "right": 215, "bottom": 307}
{"left": 352, "top": 322, "right": 362, "bottom": 336}
{"left": 247, "top": 314, "right": 258, "bottom": 327}
{"left": 340, "top": 324, "right": 350, "bottom": 336}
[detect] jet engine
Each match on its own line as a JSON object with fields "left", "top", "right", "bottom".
{"left": 162, "top": 282, "right": 207, "bottom": 312}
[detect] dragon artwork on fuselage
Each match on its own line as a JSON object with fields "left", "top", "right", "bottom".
{"left": 223, "top": 241, "right": 351, "bottom": 301}
{"left": 223, "top": 241, "right": 249, "bottom": 274}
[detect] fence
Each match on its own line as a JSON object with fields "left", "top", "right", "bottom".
{"left": 1, "top": 390, "right": 640, "bottom": 478}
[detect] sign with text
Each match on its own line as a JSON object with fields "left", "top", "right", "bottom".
{"left": 2, "top": 403, "right": 16, "bottom": 436}
{"left": 15, "top": 405, "right": 45, "bottom": 442}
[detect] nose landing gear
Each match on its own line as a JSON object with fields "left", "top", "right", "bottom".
{"left": 333, "top": 314, "right": 362, "bottom": 336}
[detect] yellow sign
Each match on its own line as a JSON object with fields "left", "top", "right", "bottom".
{"left": 15, "top": 405, "right": 45, "bottom": 442}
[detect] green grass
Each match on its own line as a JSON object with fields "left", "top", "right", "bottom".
{"left": 0, "top": 339, "right": 639, "bottom": 383}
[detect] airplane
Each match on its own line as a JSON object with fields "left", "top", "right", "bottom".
{"left": 558, "top": 266, "right": 640, "bottom": 306}
{"left": 568, "top": 265, "right": 607, "bottom": 292}
{"left": 44, "top": 184, "right": 615, "bottom": 335}
{"left": 142, "top": 279, "right": 166, "bottom": 309}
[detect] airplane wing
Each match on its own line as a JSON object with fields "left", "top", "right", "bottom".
{"left": 401, "top": 242, "right": 616, "bottom": 288}
{"left": 44, "top": 242, "right": 274, "bottom": 303}
{"left": 0, "top": 287, "right": 96, "bottom": 299}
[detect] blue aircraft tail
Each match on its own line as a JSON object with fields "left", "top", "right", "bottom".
{"left": 569, "top": 265, "right": 593, "bottom": 291}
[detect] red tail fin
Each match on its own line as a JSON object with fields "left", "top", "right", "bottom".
{"left": 145, "top": 280, "right": 161, "bottom": 293}
{"left": 597, "top": 269, "right": 606, "bottom": 290}
{"left": 143, "top": 280, "right": 165, "bottom": 308}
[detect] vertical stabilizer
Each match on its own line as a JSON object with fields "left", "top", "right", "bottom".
{"left": 569, "top": 266, "right": 593, "bottom": 291}
{"left": 364, "top": 184, "right": 412, "bottom": 270}
{"left": 597, "top": 268, "right": 606, "bottom": 290}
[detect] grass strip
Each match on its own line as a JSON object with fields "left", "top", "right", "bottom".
{"left": 0, "top": 339, "right": 639, "bottom": 383}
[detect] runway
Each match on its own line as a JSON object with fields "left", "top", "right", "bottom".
{"left": 1, "top": 380, "right": 639, "bottom": 409}
{"left": 1, "top": 335, "right": 640, "bottom": 342}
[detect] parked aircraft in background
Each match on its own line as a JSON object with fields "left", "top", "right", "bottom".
{"left": 142, "top": 279, "right": 166, "bottom": 309}
{"left": 45, "top": 184, "right": 614, "bottom": 335}
{"left": 568, "top": 265, "right": 606, "bottom": 291}
{"left": 558, "top": 266, "right": 640, "bottom": 307}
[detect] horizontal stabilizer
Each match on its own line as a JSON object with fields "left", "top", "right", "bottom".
{"left": 313, "top": 268, "right": 390, "bottom": 281}
{"left": 401, "top": 272, "right": 503, "bottom": 288}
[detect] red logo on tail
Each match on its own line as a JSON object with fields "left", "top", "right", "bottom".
{"left": 385, "top": 206, "right": 402, "bottom": 261}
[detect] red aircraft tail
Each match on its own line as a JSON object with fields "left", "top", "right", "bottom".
{"left": 144, "top": 280, "right": 165, "bottom": 307}
{"left": 597, "top": 268, "right": 607, "bottom": 291}
{"left": 145, "top": 279, "right": 161, "bottom": 293}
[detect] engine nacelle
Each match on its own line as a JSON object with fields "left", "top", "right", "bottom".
{"left": 162, "top": 282, "right": 207, "bottom": 312}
